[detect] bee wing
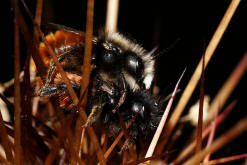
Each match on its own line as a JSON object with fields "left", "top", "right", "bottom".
{"left": 46, "top": 23, "right": 98, "bottom": 43}
{"left": 47, "top": 23, "right": 85, "bottom": 36}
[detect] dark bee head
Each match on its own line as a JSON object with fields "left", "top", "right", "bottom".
{"left": 92, "top": 31, "right": 155, "bottom": 91}
{"left": 127, "top": 90, "right": 163, "bottom": 132}
{"left": 103, "top": 90, "right": 163, "bottom": 139}
{"left": 94, "top": 38, "right": 145, "bottom": 84}
{"left": 95, "top": 35, "right": 144, "bottom": 72}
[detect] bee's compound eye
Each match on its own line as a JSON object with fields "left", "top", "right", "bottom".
{"left": 97, "top": 41, "right": 122, "bottom": 71}
{"left": 131, "top": 102, "right": 145, "bottom": 118}
{"left": 124, "top": 52, "right": 144, "bottom": 79}
{"left": 102, "top": 51, "right": 117, "bottom": 68}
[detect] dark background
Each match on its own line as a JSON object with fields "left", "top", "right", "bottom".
{"left": 3, "top": 0, "right": 247, "bottom": 163}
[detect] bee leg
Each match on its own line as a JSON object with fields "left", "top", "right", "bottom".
{"left": 120, "top": 130, "right": 138, "bottom": 153}
{"left": 83, "top": 96, "right": 106, "bottom": 127}
{"left": 96, "top": 75, "right": 115, "bottom": 96}
{"left": 38, "top": 85, "right": 58, "bottom": 96}
{"left": 112, "top": 73, "right": 127, "bottom": 113}
{"left": 44, "top": 49, "right": 83, "bottom": 85}
{"left": 44, "top": 64, "right": 56, "bottom": 86}
{"left": 43, "top": 54, "right": 66, "bottom": 86}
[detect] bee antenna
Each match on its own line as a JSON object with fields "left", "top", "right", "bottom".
{"left": 147, "top": 47, "right": 159, "bottom": 59}
{"left": 152, "top": 37, "right": 181, "bottom": 59}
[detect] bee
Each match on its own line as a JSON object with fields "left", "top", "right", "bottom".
{"left": 38, "top": 24, "right": 162, "bottom": 149}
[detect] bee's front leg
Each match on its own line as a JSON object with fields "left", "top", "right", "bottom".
{"left": 112, "top": 73, "right": 127, "bottom": 113}
{"left": 120, "top": 130, "right": 138, "bottom": 153}
{"left": 83, "top": 93, "right": 106, "bottom": 127}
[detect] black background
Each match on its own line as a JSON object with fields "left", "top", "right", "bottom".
{"left": 3, "top": 0, "right": 247, "bottom": 163}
